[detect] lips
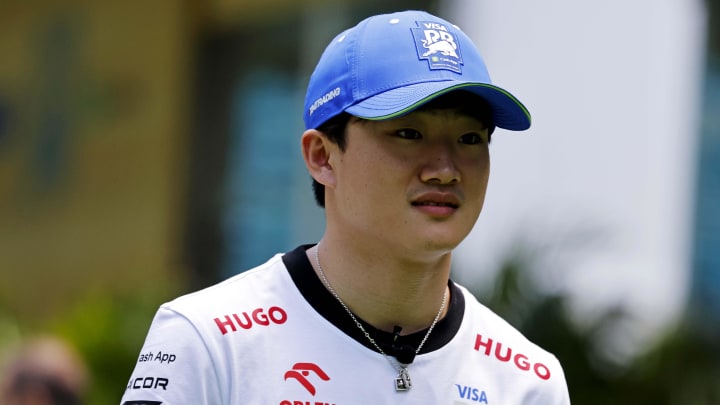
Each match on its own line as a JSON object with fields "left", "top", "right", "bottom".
{"left": 412, "top": 200, "right": 458, "bottom": 208}
{"left": 411, "top": 192, "right": 461, "bottom": 210}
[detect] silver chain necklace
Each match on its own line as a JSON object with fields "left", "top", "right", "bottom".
{"left": 314, "top": 246, "right": 447, "bottom": 392}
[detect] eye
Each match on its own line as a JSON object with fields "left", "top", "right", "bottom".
{"left": 395, "top": 129, "right": 422, "bottom": 140}
{"left": 458, "top": 132, "right": 486, "bottom": 145}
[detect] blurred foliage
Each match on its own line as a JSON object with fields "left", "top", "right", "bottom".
{"left": 48, "top": 290, "right": 166, "bottom": 403}
{"left": 1, "top": 286, "right": 178, "bottom": 404}
{"left": 473, "top": 252, "right": 720, "bottom": 405}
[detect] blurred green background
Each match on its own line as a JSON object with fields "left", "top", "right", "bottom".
{"left": 0, "top": 0, "right": 718, "bottom": 403}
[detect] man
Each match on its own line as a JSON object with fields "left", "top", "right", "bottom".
{"left": 121, "top": 10, "right": 570, "bottom": 404}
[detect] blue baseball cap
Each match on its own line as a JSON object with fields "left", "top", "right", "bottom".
{"left": 303, "top": 10, "right": 531, "bottom": 132}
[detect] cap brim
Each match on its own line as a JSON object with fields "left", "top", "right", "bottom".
{"left": 345, "top": 81, "right": 531, "bottom": 131}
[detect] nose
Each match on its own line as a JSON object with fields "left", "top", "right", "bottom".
{"left": 419, "top": 144, "right": 460, "bottom": 185}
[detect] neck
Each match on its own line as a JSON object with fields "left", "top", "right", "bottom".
{"left": 309, "top": 241, "right": 451, "bottom": 334}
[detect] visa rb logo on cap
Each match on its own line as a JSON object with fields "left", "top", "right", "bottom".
{"left": 412, "top": 21, "right": 463, "bottom": 73}
{"left": 303, "top": 10, "right": 532, "bottom": 132}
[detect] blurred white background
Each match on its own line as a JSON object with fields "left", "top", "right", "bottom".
{"left": 448, "top": 0, "right": 707, "bottom": 358}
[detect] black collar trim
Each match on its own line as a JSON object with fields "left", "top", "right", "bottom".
{"left": 282, "top": 245, "right": 465, "bottom": 359}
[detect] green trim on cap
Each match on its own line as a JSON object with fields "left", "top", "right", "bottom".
{"left": 356, "top": 83, "right": 531, "bottom": 126}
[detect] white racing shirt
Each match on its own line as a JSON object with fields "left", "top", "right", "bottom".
{"left": 120, "top": 245, "right": 571, "bottom": 404}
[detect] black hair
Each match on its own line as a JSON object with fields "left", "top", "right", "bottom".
{"left": 310, "top": 91, "right": 494, "bottom": 207}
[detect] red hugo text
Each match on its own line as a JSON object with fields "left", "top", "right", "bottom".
{"left": 474, "top": 334, "right": 552, "bottom": 380}
{"left": 214, "top": 306, "right": 288, "bottom": 335}
{"left": 279, "top": 402, "right": 335, "bottom": 405}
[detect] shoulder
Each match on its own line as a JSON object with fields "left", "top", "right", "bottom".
{"left": 455, "top": 283, "right": 569, "bottom": 394}
{"left": 163, "top": 253, "right": 291, "bottom": 317}
{"left": 456, "top": 283, "right": 546, "bottom": 351}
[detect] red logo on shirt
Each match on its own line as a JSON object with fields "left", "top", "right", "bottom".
{"left": 283, "top": 363, "right": 330, "bottom": 396}
{"left": 213, "top": 306, "right": 288, "bottom": 335}
{"left": 474, "top": 334, "right": 552, "bottom": 380}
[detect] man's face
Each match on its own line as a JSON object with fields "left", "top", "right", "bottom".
{"left": 324, "top": 108, "right": 491, "bottom": 259}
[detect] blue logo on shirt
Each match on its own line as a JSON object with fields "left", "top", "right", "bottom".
{"left": 455, "top": 384, "right": 489, "bottom": 403}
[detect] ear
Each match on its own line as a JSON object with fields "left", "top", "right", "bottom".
{"left": 301, "top": 129, "right": 337, "bottom": 188}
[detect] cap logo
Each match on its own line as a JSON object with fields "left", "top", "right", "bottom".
{"left": 411, "top": 21, "right": 463, "bottom": 73}
{"left": 308, "top": 87, "right": 341, "bottom": 116}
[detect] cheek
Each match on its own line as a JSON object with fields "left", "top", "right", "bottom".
{"left": 464, "top": 152, "right": 490, "bottom": 185}
{"left": 480, "top": 149, "right": 491, "bottom": 182}
{"left": 343, "top": 155, "right": 409, "bottom": 218}
{"left": 482, "top": 157, "right": 491, "bottom": 190}
{"left": 480, "top": 159, "right": 491, "bottom": 198}
{"left": 464, "top": 155, "right": 491, "bottom": 210}
{"left": 336, "top": 152, "right": 388, "bottom": 205}
{"left": 349, "top": 145, "right": 406, "bottom": 184}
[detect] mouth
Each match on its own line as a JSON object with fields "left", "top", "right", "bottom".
{"left": 410, "top": 192, "right": 461, "bottom": 217}
{"left": 411, "top": 201, "right": 459, "bottom": 209}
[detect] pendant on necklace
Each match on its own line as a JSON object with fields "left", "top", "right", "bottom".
{"left": 395, "top": 367, "right": 412, "bottom": 391}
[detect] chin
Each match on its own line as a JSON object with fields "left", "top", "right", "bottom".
{"left": 418, "top": 233, "right": 464, "bottom": 253}
{"left": 423, "top": 223, "right": 474, "bottom": 248}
